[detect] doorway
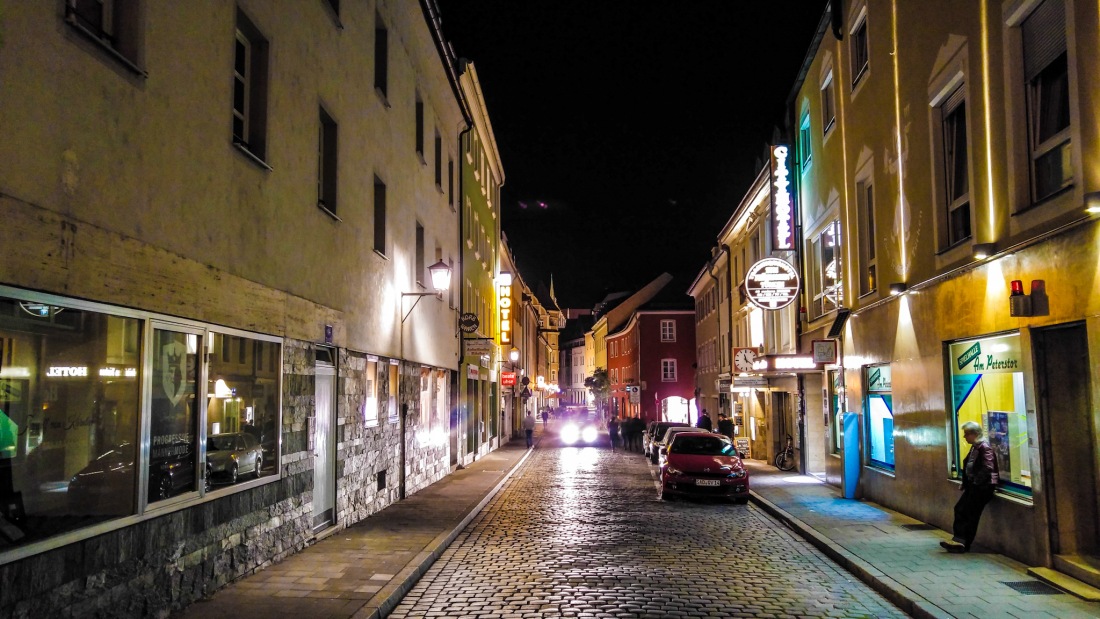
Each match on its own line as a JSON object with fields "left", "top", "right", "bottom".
{"left": 1033, "top": 323, "right": 1098, "bottom": 573}
{"left": 312, "top": 359, "right": 336, "bottom": 533}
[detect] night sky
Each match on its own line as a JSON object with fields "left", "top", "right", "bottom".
{"left": 437, "top": 1, "right": 830, "bottom": 308}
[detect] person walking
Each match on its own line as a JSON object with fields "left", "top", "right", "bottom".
{"left": 607, "top": 416, "right": 620, "bottom": 451}
{"left": 696, "top": 410, "right": 713, "bottom": 432}
{"left": 523, "top": 412, "right": 537, "bottom": 449}
{"left": 541, "top": 409, "right": 549, "bottom": 427}
{"left": 941, "top": 421, "right": 999, "bottom": 553}
{"left": 717, "top": 413, "right": 734, "bottom": 440}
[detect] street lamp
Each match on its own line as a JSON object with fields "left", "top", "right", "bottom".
{"left": 509, "top": 347, "right": 519, "bottom": 362}
{"left": 397, "top": 259, "right": 451, "bottom": 499}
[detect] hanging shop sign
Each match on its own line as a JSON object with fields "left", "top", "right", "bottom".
{"left": 464, "top": 338, "right": 493, "bottom": 357}
{"left": 811, "top": 339, "right": 838, "bottom": 364}
{"left": 750, "top": 354, "right": 821, "bottom": 372}
{"left": 769, "top": 144, "right": 796, "bottom": 251}
{"left": 467, "top": 364, "right": 480, "bottom": 380}
{"left": 501, "top": 371, "right": 516, "bottom": 386}
{"left": 744, "top": 258, "right": 800, "bottom": 310}
{"left": 459, "top": 313, "right": 480, "bottom": 334}
{"left": 498, "top": 272, "right": 513, "bottom": 345}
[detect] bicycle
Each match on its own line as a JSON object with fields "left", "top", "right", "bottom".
{"left": 774, "top": 434, "right": 796, "bottom": 471}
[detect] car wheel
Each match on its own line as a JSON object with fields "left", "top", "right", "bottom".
{"left": 253, "top": 456, "right": 263, "bottom": 479}
{"left": 229, "top": 462, "right": 238, "bottom": 485}
{"left": 661, "top": 489, "right": 676, "bottom": 501}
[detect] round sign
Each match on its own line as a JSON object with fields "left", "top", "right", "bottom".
{"left": 458, "top": 312, "right": 480, "bottom": 333}
{"left": 744, "top": 257, "right": 800, "bottom": 310}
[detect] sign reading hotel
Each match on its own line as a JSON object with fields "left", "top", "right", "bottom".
{"left": 498, "top": 272, "right": 513, "bottom": 345}
{"left": 744, "top": 257, "right": 800, "bottom": 310}
{"left": 770, "top": 144, "right": 796, "bottom": 252}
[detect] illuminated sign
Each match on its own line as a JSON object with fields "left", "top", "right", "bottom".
{"left": 744, "top": 258, "right": 800, "bottom": 310}
{"left": 770, "top": 145, "right": 796, "bottom": 251}
{"left": 501, "top": 371, "right": 517, "bottom": 386}
{"left": 750, "top": 355, "right": 821, "bottom": 372}
{"left": 499, "top": 272, "right": 513, "bottom": 345}
{"left": 47, "top": 366, "right": 88, "bottom": 377}
{"left": 99, "top": 367, "right": 138, "bottom": 378}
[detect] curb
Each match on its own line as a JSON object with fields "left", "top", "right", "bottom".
{"left": 354, "top": 444, "right": 537, "bottom": 619}
{"left": 748, "top": 490, "right": 954, "bottom": 619}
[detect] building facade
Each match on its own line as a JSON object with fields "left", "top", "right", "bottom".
{"left": 608, "top": 310, "right": 696, "bottom": 424}
{"left": 792, "top": 0, "right": 1100, "bottom": 576}
{"left": 0, "top": 1, "right": 464, "bottom": 615}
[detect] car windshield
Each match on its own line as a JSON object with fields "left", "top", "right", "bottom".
{"left": 670, "top": 436, "right": 737, "bottom": 456}
{"left": 207, "top": 436, "right": 236, "bottom": 451}
{"left": 661, "top": 427, "right": 695, "bottom": 442}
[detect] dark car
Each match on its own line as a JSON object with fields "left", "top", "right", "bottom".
{"left": 206, "top": 432, "right": 263, "bottom": 486}
{"left": 644, "top": 421, "right": 690, "bottom": 458}
{"left": 68, "top": 443, "right": 137, "bottom": 516}
{"left": 660, "top": 432, "right": 749, "bottom": 503}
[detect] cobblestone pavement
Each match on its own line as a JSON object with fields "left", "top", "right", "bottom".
{"left": 391, "top": 433, "right": 907, "bottom": 618}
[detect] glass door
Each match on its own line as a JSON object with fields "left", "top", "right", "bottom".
{"left": 312, "top": 362, "right": 335, "bottom": 532}
{"left": 143, "top": 325, "right": 203, "bottom": 509}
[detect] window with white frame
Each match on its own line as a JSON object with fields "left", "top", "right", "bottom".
{"left": 661, "top": 359, "right": 677, "bottom": 382}
{"left": 660, "top": 319, "right": 676, "bottom": 342}
{"left": 65, "top": 0, "right": 143, "bottom": 69}
{"left": 798, "top": 112, "right": 812, "bottom": 171}
{"left": 808, "top": 219, "right": 842, "bottom": 319}
{"left": 230, "top": 9, "right": 269, "bottom": 161}
{"left": 850, "top": 9, "right": 869, "bottom": 88}
{"left": 856, "top": 180, "right": 877, "bottom": 296}
{"left": 1022, "top": 0, "right": 1072, "bottom": 202}
{"left": 821, "top": 71, "right": 836, "bottom": 134}
{"left": 940, "top": 85, "right": 971, "bottom": 247}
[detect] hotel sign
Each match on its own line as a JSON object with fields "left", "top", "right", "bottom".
{"left": 498, "top": 273, "right": 513, "bottom": 345}
{"left": 744, "top": 257, "right": 800, "bottom": 310}
{"left": 770, "top": 144, "right": 796, "bottom": 252}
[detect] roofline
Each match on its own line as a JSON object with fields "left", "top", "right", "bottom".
{"left": 420, "top": 0, "right": 472, "bottom": 124}
{"left": 785, "top": 3, "right": 833, "bottom": 108}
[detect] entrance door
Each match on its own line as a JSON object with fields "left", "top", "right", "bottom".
{"left": 312, "top": 362, "right": 336, "bottom": 532}
{"left": 1034, "top": 323, "right": 1098, "bottom": 563}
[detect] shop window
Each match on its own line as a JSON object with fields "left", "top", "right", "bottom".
{"left": 231, "top": 9, "right": 270, "bottom": 163}
{"left": 864, "top": 364, "right": 894, "bottom": 470}
{"left": 828, "top": 369, "right": 842, "bottom": 455}
{"left": 947, "top": 332, "right": 1031, "bottom": 497}
{"left": 205, "top": 333, "right": 279, "bottom": 490}
{"left": 387, "top": 362, "right": 399, "bottom": 424}
{"left": 148, "top": 328, "right": 200, "bottom": 504}
{"left": 363, "top": 357, "right": 379, "bottom": 427}
{"left": 1022, "top": 0, "right": 1072, "bottom": 202}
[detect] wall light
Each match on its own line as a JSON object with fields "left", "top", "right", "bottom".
{"left": 972, "top": 243, "right": 995, "bottom": 260}
{"left": 1085, "top": 191, "right": 1100, "bottom": 214}
{"left": 889, "top": 282, "right": 908, "bottom": 296}
{"left": 510, "top": 347, "right": 520, "bottom": 362}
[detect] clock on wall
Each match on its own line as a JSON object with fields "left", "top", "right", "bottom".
{"left": 733, "top": 348, "right": 758, "bottom": 372}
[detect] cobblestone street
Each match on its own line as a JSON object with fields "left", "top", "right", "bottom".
{"left": 391, "top": 432, "right": 907, "bottom": 618}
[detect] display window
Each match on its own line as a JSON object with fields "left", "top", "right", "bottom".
{"left": 0, "top": 290, "right": 282, "bottom": 559}
{"left": 362, "top": 357, "right": 379, "bottom": 427}
{"left": 947, "top": 332, "right": 1031, "bottom": 497}
{"left": 864, "top": 364, "right": 894, "bottom": 470}
{"left": 387, "top": 362, "right": 399, "bottom": 424}
{"left": 828, "top": 370, "right": 842, "bottom": 454}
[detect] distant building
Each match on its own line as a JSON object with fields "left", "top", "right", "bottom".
{"left": 607, "top": 307, "right": 696, "bottom": 424}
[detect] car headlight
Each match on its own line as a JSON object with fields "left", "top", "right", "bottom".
{"left": 727, "top": 469, "right": 746, "bottom": 478}
{"left": 560, "top": 424, "right": 580, "bottom": 445}
{"left": 581, "top": 426, "right": 598, "bottom": 443}
{"left": 665, "top": 466, "right": 683, "bottom": 476}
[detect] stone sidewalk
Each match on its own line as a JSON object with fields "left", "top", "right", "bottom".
{"left": 745, "top": 461, "right": 1100, "bottom": 619}
{"left": 175, "top": 429, "right": 541, "bottom": 619}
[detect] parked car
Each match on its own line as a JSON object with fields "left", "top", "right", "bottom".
{"left": 206, "top": 432, "right": 263, "bottom": 486}
{"left": 660, "top": 432, "right": 749, "bottom": 503}
{"left": 68, "top": 443, "right": 137, "bottom": 516}
{"left": 644, "top": 421, "right": 688, "bottom": 458}
{"left": 649, "top": 426, "right": 699, "bottom": 465}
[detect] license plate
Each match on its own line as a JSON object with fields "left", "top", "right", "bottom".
{"left": 695, "top": 479, "right": 720, "bottom": 486}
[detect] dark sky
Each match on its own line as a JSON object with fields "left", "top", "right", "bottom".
{"left": 437, "top": 1, "right": 829, "bottom": 308}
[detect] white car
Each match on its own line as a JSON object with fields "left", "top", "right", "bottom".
{"left": 649, "top": 426, "right": 699, "bottom": 465}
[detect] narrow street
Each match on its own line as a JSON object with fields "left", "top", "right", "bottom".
{"left": 391, "top": 428, "right": 906, "bottom": 618}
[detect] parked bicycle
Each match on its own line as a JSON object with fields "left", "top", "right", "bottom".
{"left": 774, "top": 434, "right": 796, "bottom": 471}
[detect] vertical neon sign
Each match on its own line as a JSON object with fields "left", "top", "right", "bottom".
{"left": 770, "top": 144, "right": 795, "bottom": 251}
{"left": 498, "top": 273, "right": 513, "bottom": 345}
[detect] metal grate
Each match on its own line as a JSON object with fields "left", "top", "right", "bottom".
{"left": 900, "top": 523, "right": 936, "bottom": 531}
{"left": 1001, "top": 580, "right": 1063, "bottom": 595}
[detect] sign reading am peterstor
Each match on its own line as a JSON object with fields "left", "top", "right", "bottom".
{"left": 744, "top": 257, "right": 800, "bottom": 310}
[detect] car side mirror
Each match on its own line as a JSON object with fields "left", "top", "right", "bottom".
{"left": 739, "top": 452, "right": 747, "bottom": 459}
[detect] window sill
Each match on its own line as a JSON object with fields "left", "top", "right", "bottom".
{"left": 374, "top": 249, "right": 388, "bottom": 260}
{"left": 317, "top": 203, "right": 342, "bottom": 222}
{"left": 375, "top": 87, "right": 391, "bottom": 109}
{"left": 865, "top": 464, "right": 896, "bottom": 477}
{"left": 321, "top": 2, "right": 344, "bottom": 30}
{"left": 1012, "top": 184, "right": 1074, "bottom": 217}
{"left": 232, "top": 141, "right": 273, "bottom": 171}
{"left": 65, "top": 18, "right": 148, "bottom": 78}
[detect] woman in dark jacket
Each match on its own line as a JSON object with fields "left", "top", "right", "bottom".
{"left": 941, "top": 421, "right": 999, "bottom": 553}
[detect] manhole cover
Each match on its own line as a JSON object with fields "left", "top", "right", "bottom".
{"left": 1001, "top": 580, "right": 1063, "bottom": 595}
{"left": 900, "top": 523, "right": 936, "bottom": 531}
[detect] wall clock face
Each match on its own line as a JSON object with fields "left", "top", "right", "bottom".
{"left": 734, "top": 348, "right": 757, "bottom": 372}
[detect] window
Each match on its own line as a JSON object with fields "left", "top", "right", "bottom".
{"left": 323, "top": 0, "right": 339, "bottom": 18}
{"left": 857, "top": 181, "right": 877, "bottom": 295}
{"left": 387, "top": 363, "right": 399, "bottom": 423}
{"left": 1022, "top": 0, "right": 1071, "bottom": 201}
{"left": 821, "top": 72, "right": 836, "bottom": 134}
{"left": 65, "top": 0, "right": 142, "bottom": 69}
{"left": 447, "top": 257, "right": 455, "bottom": 308}
{"left": 415, "top": 223, "right": 425, "bottom": 286}
{"left": 828, "top": 370, "right": 842, "bottom": 455}
{"left": 865, "top": 365, "right": 894, "bottom": 470}
{"left": 661, "top": 359, "right": 677, "bottom": 382}
{"left": 318, "top": 107, "right": 338, "bottom": 215}
{"left": 941, "top": 86, "right": 971, "bottom": 246}
{"left": 363, "top": 357, "right": 379, "bottom": 427}
{"left": 231, "top": 9, "right": 269, "bottom": 161}
{"left": 434, "top": 133, "right": 443, "bottom": 188}
{"left": 374, "top": 14, "right": 388, "bottom": 98}
{"left": 850, "top": 12, "right": 869, "bottom": 87}
{"left": 947, "top": 332, "right": 1031, "bottom": 497}
{"left": 373, "top": 177, "right": 386, "bottom": 255}
{"left": 660, "top": 320, "right": 676, "bottom": 342}
{"left": 808, "top": 219, "right": 842, "bottom": 319}
{"left": 798, "top": 112, "right": 812, "bottom": 171}
{"left": 448, "top": 159, "right": 455, "bottom": 208}
{"left": 415, "top": 97, "right": 424, "bottom": 159}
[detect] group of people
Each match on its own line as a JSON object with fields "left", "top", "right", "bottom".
{"left": 696, "top": 410, "right": 735, "bottom": 440}
{"left": 606, "top": 415, "right": 646, "bottom": 452}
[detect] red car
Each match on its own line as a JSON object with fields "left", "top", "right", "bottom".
{"left": 660, "top": 432, "right": 749, "bottom": 503}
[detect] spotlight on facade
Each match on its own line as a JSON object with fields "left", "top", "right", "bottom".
{"left": 1086, "top": 191, "right": 1100, "bottom": 214}
{"left": 889, "top": 282, "right": 908, "bottom": 296}
{"left": 972, "top": 243, "right": 995, "bottom": 260}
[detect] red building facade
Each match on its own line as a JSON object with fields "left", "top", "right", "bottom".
{"left": 607, "top": 309, "right": 696, "bottom": 424}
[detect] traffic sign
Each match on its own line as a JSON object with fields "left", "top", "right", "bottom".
{"left": 458, "top": 313, "right": 480, "bottom": 333}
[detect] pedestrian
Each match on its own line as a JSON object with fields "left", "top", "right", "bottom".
{"left": 941, "top": 421, "right": 999, "bottom": 553}
{"left": 607, "top": 416, "right": 620, "bottom": 451}
{"left": 717, "top": 413, "right": 734, "bottom": 440}
{"left": 523, "top": 412, "right": 537, "bottom": 449}
{"left": 631, "top": 416, "right": 645, "bottom": 452}
{"left": 541, "top": 409, "right": 549, "bottom": 426}
{"left": 697, "top": 410, "right": 713, "bottom": 431}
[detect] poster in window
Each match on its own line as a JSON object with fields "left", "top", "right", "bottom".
{"left": 987, "top": 411, "right": 1011, "bottom": 477}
